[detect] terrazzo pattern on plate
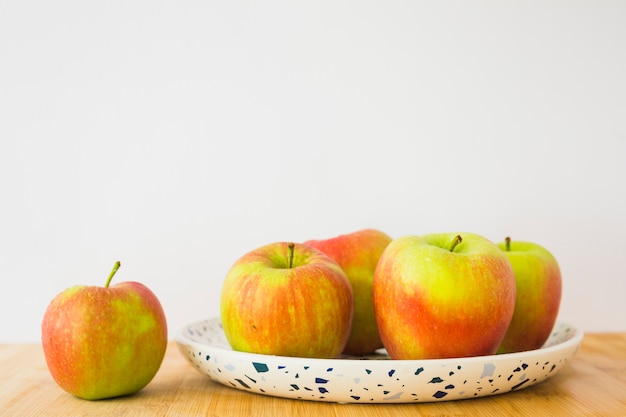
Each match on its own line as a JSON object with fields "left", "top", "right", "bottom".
{"left": 176, "top": 317, "right": 582, "bottom": 403}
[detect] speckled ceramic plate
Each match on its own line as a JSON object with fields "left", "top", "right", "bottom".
{"left": 176, "top": 317, "right": 582, "bottom": 403}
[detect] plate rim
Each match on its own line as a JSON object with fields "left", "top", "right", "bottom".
{"left": 176, "top": 316, "right": 584, "bottom": 365}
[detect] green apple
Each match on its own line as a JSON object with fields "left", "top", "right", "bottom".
{"left": 304, "top": 228, "right": 392, "bottom": 356}
{"left": 373, "top": 233, "right": 516, "bottom": 359}
{"left": 496, "top": 237, "right": 563, "bottom": 354}
{"left": 220, "top": 242, "right": 353, "bottom": 358}
{"left": 41, "top": 262, "right": 168, "bottom": 400}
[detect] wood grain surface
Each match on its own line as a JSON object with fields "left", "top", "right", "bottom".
{"left": 1, "top": 333, "right": 625, "bottom": 417}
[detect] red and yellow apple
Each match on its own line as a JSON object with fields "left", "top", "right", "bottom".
{"left": 220, "top": 242, "right": 353, "bottom": 358}
{"left": 373, "top": 233, "right": 516, "bottom": 359}
{"left": 496, "top": 237, "right": 562, "bottom": 353}
{"left": 41, "top": 262, "right": 168, "bottom": 400}
{"left": 304, "top": 228, "right": 392, "bottom": 355}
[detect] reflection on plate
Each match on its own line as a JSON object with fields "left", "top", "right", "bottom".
{"left": 176, "top": 317, "right": 582, "bottom": 403}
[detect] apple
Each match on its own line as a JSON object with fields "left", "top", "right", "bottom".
{"left": 41, "top": 262, "right": 168, "bottom": 400}
{"left": 303, "top": 228, "right": 392, "bottom": 355}
{"left": 220, "top": 242, "right": 353, "bottom": 358}
{"left": 496, "top": 237, "right": 562, "bottom": 353}
{"left": 373, "top": 233, "right": 516, "bottom": 360}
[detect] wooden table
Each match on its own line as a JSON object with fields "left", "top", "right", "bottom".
{"left": 1, "top": 333, "right": 625, "bottom": 417}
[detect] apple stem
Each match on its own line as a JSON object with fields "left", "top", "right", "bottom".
{"left": 105, "top": 261, "right": 121, "bottom": 288}
{"left": 505, "top": 236, "right": 511, "bottom": 251}
{"left": 449, "top": 235, "right": 463, "bottom": 252}
{"left": 287, "top": 243, "right": 295, "bottom": 269}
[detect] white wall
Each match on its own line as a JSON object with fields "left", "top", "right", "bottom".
{"left": 1, "top": 1, "right": 625, "bottom": 343}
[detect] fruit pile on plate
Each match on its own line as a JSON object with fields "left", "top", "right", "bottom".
{"left": 220, "top": 229, "right": 562, "bottom": 360}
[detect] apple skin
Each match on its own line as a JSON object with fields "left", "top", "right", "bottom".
{"left": 496, "top": 239, "right": 562, "bottom": 354}
{"left": 220, "top": 242, "right": 354, "bottom": 358}
{"left": 41, "top": 275, "right": 168, "bottom": 400}
{"left": 303, "top": 228, "right": 392, "bottom": 356}
{"left": 373, "top": 233, "right": 516, "bottom": 360}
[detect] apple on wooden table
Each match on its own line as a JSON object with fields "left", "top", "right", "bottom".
{"left": 496, "top": 237, "right": 563, "bottom": 354}
{"left": 41, "top": 262, "right": 168, "bottom": 400}
{"left": 220, "top": 242, "right": 354, "bottom": 358}
{"left": 373, "top": 233, "right": 516, "bottom": 360}
{"left": 304, "top": 228, "right": 392, "bottom": 356}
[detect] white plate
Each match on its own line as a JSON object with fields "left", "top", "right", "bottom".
{"left": 176, "top": 317, "right": 582, "bottom": 403}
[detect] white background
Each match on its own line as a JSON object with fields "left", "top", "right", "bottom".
{"left": 1, "top": 1, "right": 625, "bottom": 343}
